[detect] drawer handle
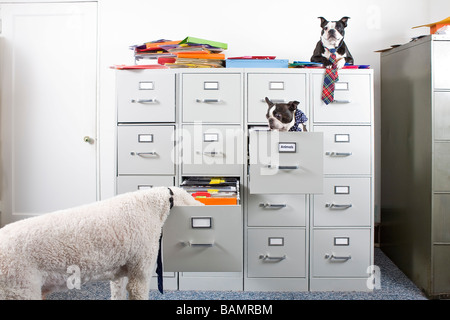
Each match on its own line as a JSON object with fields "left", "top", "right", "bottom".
{"left": 267, "top": 165, "right": 299, "bottom": 170}
{"left": 260, "top": 98, "right": 287, "bottom": 103}
{"left": 325, "top": 203, "right": 353, "bottom": 210}
{"left": 331, "top": 99, "right": 351, "bottom": 104}
{"left": 196, "top": 151, "right": 224, "bottom": 157}
{"left": 325, "top": 151, "right": 352, "bottom": 157}
{"left": 196, "top": 99, "right": 222, "bottom": 103}
{"left": 186, "top": 241, "right": 215, "bottom": 247}
{"left": 259, "top": 203, "right": 287, "bottom": 209}
{"left": 130, "top": 151, "right": 158, "bottom": 157}
{"left": 325, "top": 253, "right": 352, "bottom": 261}
{"left": 131, "top": 99, "right": 158, "bottom": 104}
{"left": 259, "top": 254, "right": 286, "bottom": 262}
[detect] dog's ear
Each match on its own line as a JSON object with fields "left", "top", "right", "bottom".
{"left": 265, "top": 97, "right": 274, "bottom": 107}
{"left": 339, "top": 16, "right": 350, "bottom": 27}
{"left": 318, "top": 17, "right": 328, "bottom": 28}
{"left": 289, "top": 101, "right": 299, "bottom": 112}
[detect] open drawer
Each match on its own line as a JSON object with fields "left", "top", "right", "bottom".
{"left": 248, "top": 130, "right": 323, "bottom": 194}
{"left": 163, "top": 205, "right": 242, "bottom": 272}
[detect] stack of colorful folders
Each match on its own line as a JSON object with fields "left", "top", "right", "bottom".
{"left": 165, "top": 36, "right": 227, "bottom": 68}
{"left": 131, "top": 39, "right": 180, "bottom": 65}
{"left": 181, "top": 177, "right": 239, "bottom": 205}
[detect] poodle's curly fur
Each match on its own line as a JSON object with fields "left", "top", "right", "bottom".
{"left": 0, "top": 187, "right": 202, "bottom": 300}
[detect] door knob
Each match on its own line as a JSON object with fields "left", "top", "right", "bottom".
{"left": 83, "top": 136, "right": 94, "bottom": 144}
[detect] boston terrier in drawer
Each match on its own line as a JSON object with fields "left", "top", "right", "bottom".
{"left": 311, "top": 16, "right": 354, "bottom": 69}
{"left": 265, "top": 97, "right": 308, "bottom": 132}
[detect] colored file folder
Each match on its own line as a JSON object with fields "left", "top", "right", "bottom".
{"left": 181, "top": 177, "right": 239, "bottom": 205}
{"left": 194, "top": 197, "right": 237, "bottom": 205}
{"left": 176, "top": 52, "right": 225, "bottom": 60}
{"left": 226, "top": 59, "right": 288, "bottom": 68}
{"left": 180, "top": 36, "right": 228, "bottom": 50}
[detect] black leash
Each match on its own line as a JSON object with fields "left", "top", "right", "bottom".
{"left": 156, "top": 187, "right": 174, "bottom": 294}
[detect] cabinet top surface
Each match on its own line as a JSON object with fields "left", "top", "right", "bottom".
{"left": 115, "top": 68, "right": 373, "bottom": 75}
{"left": 381, "top": 34, "right": 450, "bottom": 57}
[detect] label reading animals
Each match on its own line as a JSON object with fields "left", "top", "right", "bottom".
{"left": 278, "top": 142, "right": 296, "bottom": 153}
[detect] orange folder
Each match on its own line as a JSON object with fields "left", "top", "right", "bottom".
{"left": 413, "top": 17, "right": 450, "bottom": 34}
{"left": 176, "top": 53, "right": 225, "bottom": 60}
{"left": 145, "top": 40, "right": 181, "bottom": 49}
{"left": 194, "top": 197, "right": 237, "bottom": 205}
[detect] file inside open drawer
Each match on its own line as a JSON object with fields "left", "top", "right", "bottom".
{"left": 181, "top": 176, "right": 240, "bottom": 205}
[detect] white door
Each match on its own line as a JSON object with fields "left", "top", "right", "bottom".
{"left": 0, "top": 2, "right": 98, "bottom": 225}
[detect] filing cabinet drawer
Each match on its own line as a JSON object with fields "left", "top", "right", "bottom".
{"left": 313, "top": 178, "right": 371, "bottom": 227}
{"left": 312, "top": 229, "right": 371, "bottom": 277}
{"left": 433, "top": 142, "right": 450, "bottom": 191}
{"left": 182, "top": 73, "right": 242, "bottom": 123}
{"left": 181, "top": 124, "right": 243, "bottom": 175}
{"left": 247, "top": 194, "right": 306, "bottom": 227}
{"left": 314, "top": 125, "right": 371, "bottom": 175}
{"left": 117, "top": 71, "right": 175, "bottom": 123}
{"left": 434, "top": 92, "right": 450, "bottom": 140}
{"left": 117, "top": 125, "right": 175, "bottom": 175}
{"left": 433, "top": 41, "right": 450, "bottom": 89}
{"left": 247, "top": 228, "right": 306, "bottom": 278}
{"left": 312, "top": 73, "right": 371, "bottom": 123}
{"left": 249, "top": 131, "right": 323, "bottom": 194}
{"left": 163, "top": 206, "right": 242, "bottom": 272}
{"left": 116, "top": 176, "right": 174, "bottom": 194}
{"left": 432, "top": 245, "right": 450, "bottom": 293}
{"left": 247, "top": 73, "right": 307, "bottom": 123}
{"left": 433, "top": 194, "right": 450, "bottom": 242}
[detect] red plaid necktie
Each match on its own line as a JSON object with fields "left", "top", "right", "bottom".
{"left": 322, "top": 49, "right": 339, "bottom": 105}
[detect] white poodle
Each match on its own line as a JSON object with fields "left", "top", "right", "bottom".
{"left": 0, "top": 187, "right": 203, "bottom": 300}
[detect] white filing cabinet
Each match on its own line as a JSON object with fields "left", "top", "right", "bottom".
{"left": 115, "top": 68, "right": 374, "bottom": 292}
{"left": 310, "top": 69, "right": 374, "bottom": 291}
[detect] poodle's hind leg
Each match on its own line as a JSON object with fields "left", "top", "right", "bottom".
{"left": 0, "top": 274, "right": 42, "bottom": 300}
{"left": 126, "top": 268, "right": 151, "bottom": 300}
{"left": 110, "top": 277, "right": 128, "bottom": 300}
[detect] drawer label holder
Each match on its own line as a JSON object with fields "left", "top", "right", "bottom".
{"left": 268, "top": 237, "right": 284, "bottom": 246}
{"left": 278, "top": 142, "right": 296, "bottom": 153}
{"left": 191, "top": 217, "right": 212, "bottom": 229}
{"left": 334, "top": 237, "right": 350, "bottom": 246}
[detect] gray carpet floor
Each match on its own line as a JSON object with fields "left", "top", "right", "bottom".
{"left": 47, "top": 248, "right": 427, "bottom": 300}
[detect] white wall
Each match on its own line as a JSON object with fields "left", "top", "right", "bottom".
{"left": 98, "top": 0, "right": 450, "bottom": 221}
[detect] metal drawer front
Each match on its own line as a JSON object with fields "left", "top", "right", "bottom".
{"left": 181, "top": 124, "right": 243, "bottom": 175}
{"left": 116, "top": 176, "right": 174, "bottom": 194}
{"left": 117, "top": 125, "right": 175, "bottom": 175}
{"left": 117, "top": 71, "right": 175, "bottom": 123}
{"left": 247, "top": 194, "right": 306, "bottom": 227}
{"left": 434, "top": 92, "right": 450, "bottom": 140}
{"left": 312, "top": 74, "right": 371, "bottom": 123}
{"left": 312, "top": 229, "right": 371, "bottom": 277}
{"left": 433, "top": 194, "right": 450, "bottom": 243}
{"left": 433, "top": 142, "right": 450, "bottom": 191}
{"left": 182, "top": 73, "right": 242, "bottom": 123}
{"left": 432, "top": 245, "right": 450, "bottom": 294}
{"left": 163, "top": 206, "right": 242, "bottom": 272}
{"left": 249, "top": 131, "right": 323, "bottom": 194}
{"left": 313, "top": 177, "right": 371, "bottom": 227}
{"left": 247, "top": 73, "right": 307, "bottom": 123}
{"left": 247, "top": 228, "right": 306, "bottom": 278}
{"left": 314, "top": 125, "right": 371, "bottom": 175}
{"left": 434, "top": 41, "right": 450, "bottom": 90}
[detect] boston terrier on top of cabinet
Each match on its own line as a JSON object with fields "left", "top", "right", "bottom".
{"left": 311, "top": 16, "right": 354, "bottom": 69}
